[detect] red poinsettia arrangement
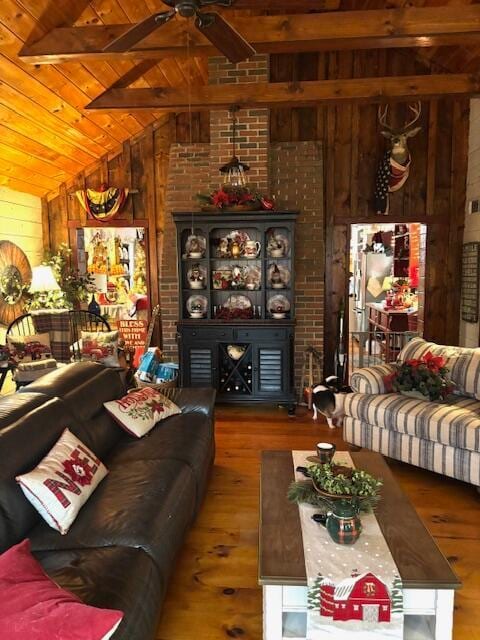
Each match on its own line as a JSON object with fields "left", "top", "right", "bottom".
{"left": 384, "top": 351, "right": 455, "bottom": 401}
{"left": 197, "top": 185, "right": 275, "bottom": 211}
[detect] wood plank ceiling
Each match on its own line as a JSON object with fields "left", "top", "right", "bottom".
{"left": 0, "top": 0, "right": 479, "bottom": 198}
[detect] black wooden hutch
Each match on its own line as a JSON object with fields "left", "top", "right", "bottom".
{"left": 174, "top": 211, "right": 297, "bottom": 410}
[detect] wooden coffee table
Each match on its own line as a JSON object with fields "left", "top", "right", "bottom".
{"left": 259, "top": 450, "right": 461, "bottom": 640}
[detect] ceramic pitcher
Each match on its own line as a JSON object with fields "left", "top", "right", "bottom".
{"left": 314, "top": 498, "right": 362, "bottom": 545}
{"left": 244, "top": 240, "right": 261, "bottom": 258}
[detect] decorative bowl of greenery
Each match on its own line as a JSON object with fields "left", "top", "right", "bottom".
{"left": 309, "top": 463, "right": 382, "bottom": 501}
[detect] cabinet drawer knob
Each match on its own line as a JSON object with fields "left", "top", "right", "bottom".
{"left": 191, "top": 331, "right": 197, "bottom": 337}
{"left": 221, "top": 332, "right": 226, "bottom": 336}
{"left": 244, "top": 332, "right": 249, "bottom": 337}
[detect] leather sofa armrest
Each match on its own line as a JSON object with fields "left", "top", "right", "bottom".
{"left": 350, "top": 364, "right": 397, "bottom": 395}
{"left": 160, "top": 387, "right": 216, "bottom": 420}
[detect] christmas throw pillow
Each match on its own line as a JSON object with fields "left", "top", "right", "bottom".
{"left": 7, "top": 332, "right": 52, "bottom": 363}
{"left": 16, "top": 429, "right": 108, "bottom": 535}
{"left": 0, "top": 539, "right": 123, "bottom": 640}
{"left": 104, "top": 387, "right": 181, "bottom": 438}
{"left": 80, "top": 330, "right": 119, "bottom": 367}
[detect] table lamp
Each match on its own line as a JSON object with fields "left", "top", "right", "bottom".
{"left": 29, "top": 265, "right": 60, "bottom": 306}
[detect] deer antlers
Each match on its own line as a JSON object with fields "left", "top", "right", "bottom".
{"left": 378, "top": 101, "right": 422, "bottom": 134}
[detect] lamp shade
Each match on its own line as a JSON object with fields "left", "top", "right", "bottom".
{"left": 29, "top": 266, "right": 60, "bottom": 293}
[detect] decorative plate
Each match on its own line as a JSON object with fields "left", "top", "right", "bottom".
{"left": 185, "top": 234, "right": 206, "bottom": 258}
{"left": 267, "top": 232, "right": 289, "bottom": 258}
{"left": 223, "top": 294, "right": 252, "bottom": 310}
{"left": 186, "top": 294, "right": 208, "bottom": 317}
{"left": 187, "top": 264, "right": 207, "bottom": 289}
{"left": 268, "top": 294, "right": 290, "bottom": 317}
{"left": 267, "top": 263, "right": 290, "bottom": 289}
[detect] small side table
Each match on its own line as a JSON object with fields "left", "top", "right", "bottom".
{"left": 0, "top": 361, "right": 15, "bottom": 394}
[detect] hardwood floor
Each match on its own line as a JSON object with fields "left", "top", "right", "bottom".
{"left": 156, "top": 404, "right": 479, "bottom": 640}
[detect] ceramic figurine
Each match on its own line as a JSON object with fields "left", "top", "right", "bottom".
{"left": 218, "top": 237, "right": 230, "bottom": 258}
{"left": 270, "top": 264, "right": 284, "bottom": 289}
{"left": 189, "top": 264, "right": 205, "bottom": 289}
{"left": 188, "top": 236, "right": 204, "bottom": 258}
{"left": 267, "top": 235, "right": 285, "bottom": 258}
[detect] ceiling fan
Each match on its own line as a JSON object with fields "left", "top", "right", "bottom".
{"left": 103, "top": 0, "right": 256, "bottom": 64}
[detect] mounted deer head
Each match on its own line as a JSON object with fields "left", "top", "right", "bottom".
{"left": 378, "top": 102, "right": 422, "bottom": 165}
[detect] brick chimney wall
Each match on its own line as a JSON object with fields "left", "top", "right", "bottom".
{"left": 161, "top": 55, "right": 325, "bottom": 391}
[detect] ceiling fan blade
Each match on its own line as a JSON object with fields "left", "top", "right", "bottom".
{"left": 196, "top": 12, "right": 256, "bottom": 64}
{"left": 103, "top": 11, "right": 175, "bottom": 53}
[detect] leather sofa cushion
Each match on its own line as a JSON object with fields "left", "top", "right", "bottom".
{"left": 0, "top": 398, "right": 79, "bottom": 552}
{"left": 35, "top": 546, "right": 164, "bottom": 640}
{"left": 108, "top": 412, "right": 214, "bottom": 512}
{"left": 19, "top": 361, "right": 106, "bottom": 397}
{"left": 29, "top": 459, "right": 196, "bottom": 578}
{"left": 0, "top": 392, "right": 47, "bottom": 432}
{"left": 61, "top": 368, "right": 126, "bottom": 424}
{"left": 161, "top": 387, "right": 216, "bottom": 420}
{"left": 59, "top": 370, "right": 127, "bottom": 458}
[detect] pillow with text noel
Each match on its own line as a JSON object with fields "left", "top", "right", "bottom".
{"left": 16, "top": 429, "right": 108, "bottom": 535}
{"left": 104, "top": 387, "right": 181, "bottom": 438}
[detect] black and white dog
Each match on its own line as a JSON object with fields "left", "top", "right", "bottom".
{"left": 312, "top": 376, "right": 351, "bottom": 428}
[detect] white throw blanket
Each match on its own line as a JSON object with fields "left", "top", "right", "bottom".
{"left": 292, "top": 451, "right": 403, "bottom": 639}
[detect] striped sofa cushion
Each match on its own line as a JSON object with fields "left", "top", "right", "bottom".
{"left": 350, "top": 364, "right": 397, "bottom": 394}
{"left": 397, "top": 337, "right": 480, "bottom": 399}
{"left": 343, "top": 416, "right": 480, "bottom": 486}
{"left": 344, "top": 392, "right": 480, "bottom": 453}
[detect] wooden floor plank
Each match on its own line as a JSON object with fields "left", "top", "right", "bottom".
{"left": 156, "top": 404, "right": 480, "bottom": 640}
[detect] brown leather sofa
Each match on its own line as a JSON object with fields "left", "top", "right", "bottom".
{"left": 0, "top": 362, "right": 216, "bottom": 640}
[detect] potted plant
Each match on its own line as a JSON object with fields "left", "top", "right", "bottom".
{"left": 288, "top": 463, "right": 383, "bottom": 545}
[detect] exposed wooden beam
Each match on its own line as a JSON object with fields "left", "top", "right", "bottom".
{"left": 19, "top": 6, "right": 480, "bottom": 64}
{"left": 233, "top": 0, "right": 339, "bottom": 9}
{"left": 85, "top": 74, "right": 480, "bottom": 112}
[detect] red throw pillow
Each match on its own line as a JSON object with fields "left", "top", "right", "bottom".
{"left": 0, "top": 539, "right": 123, "bottom": 640}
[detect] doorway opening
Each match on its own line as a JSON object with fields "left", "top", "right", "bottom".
{"left": 348, "top": 222, "right": 426, "bottom": 372}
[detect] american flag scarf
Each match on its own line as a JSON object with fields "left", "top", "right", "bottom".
{"left": 374, "top": 151, "right": 411, "bottom": 215}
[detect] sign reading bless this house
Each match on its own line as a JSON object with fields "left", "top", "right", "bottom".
{"left": 118, "top": 319, "right": 147, "bottom": 348}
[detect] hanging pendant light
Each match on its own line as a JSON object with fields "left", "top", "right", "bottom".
{"left": 220, "top": 105, "right": 250, "bottom": 187}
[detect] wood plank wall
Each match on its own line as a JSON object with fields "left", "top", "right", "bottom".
{"left": 270, "top": 50, "right": 469, "bottom": 370}
{"left": 0, "top": 187, "right": 43, "bottom": 270}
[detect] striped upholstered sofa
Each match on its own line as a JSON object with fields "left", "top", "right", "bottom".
{"left": 344, "top": 337, "right": 480, "bottom": 487}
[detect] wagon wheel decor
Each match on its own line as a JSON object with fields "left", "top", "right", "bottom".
{"left": 0, "top": 241, "right": 32, "bottom": 326}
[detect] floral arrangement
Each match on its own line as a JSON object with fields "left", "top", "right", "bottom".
{"left": 384, "top": 351, "right": 455, "bottom": 401}
{"left": 0, "top": 268, "right": 29, "bottom": 305}
{"left": 197, "top": 185, "right": 275, "bottom": 211}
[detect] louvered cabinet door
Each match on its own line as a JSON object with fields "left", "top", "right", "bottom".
{"left": 253, "top": 344, "right": 289, "bottom": 397}
{"left": 185, "top": 343, "right": 217, "bottom": 388}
